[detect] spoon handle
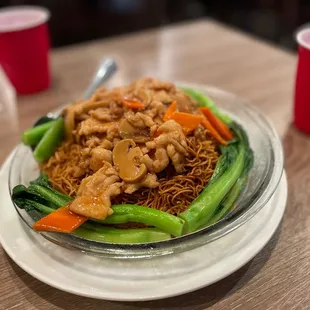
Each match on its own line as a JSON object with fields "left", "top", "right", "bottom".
{"left": 83, "top": 58, "right": 117, "bottom": 100}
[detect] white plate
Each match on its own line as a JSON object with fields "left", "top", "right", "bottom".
{"left": 0, "top": 153, "right": 287, "bottom": 301}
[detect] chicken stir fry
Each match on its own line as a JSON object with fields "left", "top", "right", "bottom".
{"left": 42, "top": 78, "right": 212, "bottom": 219}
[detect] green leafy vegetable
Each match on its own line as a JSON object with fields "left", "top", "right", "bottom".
{"left": 33, "top": 117, "right": 64, "bottom": 163}
{"left": 12, "top": 174, "right": 182, "bottom": 237}
{"left": 208, "top": 138, "right": 254, "bottom": 225}
{"left": 28, "top": 183, "right": 72, "bottom": 207}
{"left": 22, "top": 120, "right": 57, "bottom": 146}
{"left": 98, "top": 204, "right": 184, "bottom": 237}
{"left": 179, "top": 121, "right": 254, "bottom": 231}
{"left": 12, "top": 187, "right": 172, "bottom": 243}
{"left": 207, "top": 174, "right": 247, "bottom": 225}
{"left": 209, "top": 144, "right": 238, "bottom": 186}
{"left": 179, "top": 141, "right": 246, "bottom": 233}
{"left": 73, "top": 227, "right": 170, "bottom": 243}
{"left": 33, "top": 116, "right": 56, "bottom": 127}
{"left": 12, "top": 184, "right": 58, "bottom": 210}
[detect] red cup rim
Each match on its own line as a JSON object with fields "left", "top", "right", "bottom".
{"left": 296, "top": 26, "right": 310, "bottom": 50}
{"left": 0, "top": 5, "right": 50, "bottom": 33}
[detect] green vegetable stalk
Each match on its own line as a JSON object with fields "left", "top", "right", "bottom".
{"left": 207, "top": 174, "right": 247, "bottom": 226}
{"left": 207, "top": 141, "right": 254, "bottom": 225}
{"left": 179, "top": 143, "right": 246, "bottom": 233}
{"left": 22, "top": 120, "right": 57, "bottom": 146}
{"left": 209, "top": 144, "right": 237, "bottom": 186}
{"left": 180, "top": 120, "right": 253, "bottom": 231}
{"left": 73, "top": 227, "right": 170, "bottom": 243}
{"left": 33, "top": 117, "right": 64, "bottom": 163}
{"left": 12, "top": 185, "right": 172, "bottom": 243}
{"left": 12, "top": 174, "right": 183, "bottom": 237}
{"left": 28, "top": 184, "right": 72, "bottom": 207}
{"left": 98, "top": 204, "right": 184, "bottom": 237}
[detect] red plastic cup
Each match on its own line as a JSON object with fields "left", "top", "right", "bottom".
{"left": 0, "top": 6, "right": 50, "bottom": 94}
{"left": 294, "top": 27, "right": 310, "bottom": 134}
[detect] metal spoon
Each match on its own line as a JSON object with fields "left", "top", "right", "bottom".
{"left": 83, "top": 58, "right": 117, "bottom": 100}
{"left": 35, "top": 58, "right": 117, "bottom": 126}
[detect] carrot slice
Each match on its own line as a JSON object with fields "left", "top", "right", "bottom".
{"left": 201, "top": 119, "right": 227, "bottom": 145}
{"left": 122, "top": 97, "right": 144, "bottom": 109}
{"left": 170, "top": 112, "right": 203, "bottom": 131}
{"left": 199, "top": 107, "right": 233, "bottom": 140}
{"left": 163, "top": 101, "right": 177, "bottom": 121}
{"left": 33, "top": 206, "right": 88, "bottom": 233}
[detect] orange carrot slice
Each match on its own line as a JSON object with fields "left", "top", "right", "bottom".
{"left": 199, "top": 107, "right": 233, "bottom": 140}
{"left": 122, "top": 97, "right": 144, "bottom": 109}
{"left": 33, "top": 206, "right": 88, "bottom": 233}
{"left": 170, "top": 112, "right": 203, "bottom": 132}
{"left": 163, "top": 101, "right": 177, "bottom": 121}
{"left": 201, "top": 119, "right": 227, "bottom": 145}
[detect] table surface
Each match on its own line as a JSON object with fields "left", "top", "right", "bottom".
{"left": 0, "top": 19, "right": 307, "bottom": 310}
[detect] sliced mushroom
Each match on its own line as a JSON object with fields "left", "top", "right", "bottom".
{"left": 119, "top": 118, "right": 150, "bottom": 143}
{"left": 119, "top": 119, "right": 136, "bottom": 139}
{"left": 113, "top": 139, "right": 147, "bottom": 183}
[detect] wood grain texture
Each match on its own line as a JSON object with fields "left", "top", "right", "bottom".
{"left": 0, "top": 19, "right": 307, "bottom": 310}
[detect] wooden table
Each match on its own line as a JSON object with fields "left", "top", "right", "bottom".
{"left": 0, "top": 19, "right": 307, "bottom": 310}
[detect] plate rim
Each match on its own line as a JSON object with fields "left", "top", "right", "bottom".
{"left": 0, "top": 151, "right": 288, "bottom": 301}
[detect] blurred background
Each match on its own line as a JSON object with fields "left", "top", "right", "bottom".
{"left": 0, "top": 0, "right": 304, "bottom": 50}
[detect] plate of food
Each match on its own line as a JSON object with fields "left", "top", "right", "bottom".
{"left": 0, "top": 78, "right": 286, "bottom": 300}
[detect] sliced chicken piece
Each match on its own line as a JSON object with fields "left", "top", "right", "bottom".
{"left": 167, "top": 144, "right": 185, "bottom": 173}
{"left": 148, "top": 100, "right": 165, "bottom": 117}
{"left": 146, "top": 120, "right": 188, "bottom": 155}
{"left": 89, "top": 104, "right": 123, "bottom": 122}
{"left": 101, "top": 139, "right": 113, "bottom": 150}
{"left": 125, "top": 111, "right": 156, "bottom": 128}
{"left": 90, "top": 147, "right": 113, "bottom": 171}
{"left": 124, "top": 173, "right": 159, "bottom": 194}
{"left": 64, "top": 98, "right": 110, "bottom": 117}
{"left": 106, "top": 123, "right": 120, "bottom": 141}
{"left": 153, "top": 147, "right": 170, "bottom": 173}
{"left": 69, "top": 163, "right": 122, "bottom": 219}
{"left": 85, "top": 136, "right": 101, "bottom": 148}
{"left": 69, "top": 195, "right": 113, "bottom": 220}
{"left": 89, "top": 108, "right": 115, "bottom": 122}
{"left": 152, "top": 90, "right": 173, "bottom": 105}
{"left": 78, "top": 118, "right": 117, "bottom": 136}
{"left": 141, "top": 147, "right": 171, "bottom": 173}
{"left": 145, "top": 120, "right": 188, "bottom": 173}
{"left": 141, "top": 154, "right": 154, "bottom": 171}
{"left": 133, "top": 77, "right": 175, "bottom": 92}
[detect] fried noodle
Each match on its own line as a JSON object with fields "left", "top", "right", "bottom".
{"left": 112, "top": 136, "right": 219, "bottom": 215}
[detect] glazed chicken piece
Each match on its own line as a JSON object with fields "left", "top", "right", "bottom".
{"left": 152, "top": 90, "right": 175, "bottom": 105}
{"left": 69, "top": 162, "right": 122, "bottom": 219}
{"left": 89, "top": 108, "right": 116, "bottom": 122}
{"left": 123, "top": 173, "right": 159, "bottom": 194}
{"left": 142, "top": 147, "right": 169, "bottom": 173}
{"left": 77, "top": 118, "right": 120, "bottom": 141}
{"left": 89, "top": 147, "right": 113, "bottom": 171}
{"left": 125, "top": 111, "right": 156, "bottom": 128}
{"left": 145, "top": 120, "right": 188, "bottom": 173}
{"left": 132, "top": 77, "right": 175, "bottom": 92}
{"left": 144, "top": 101, "right": 165, "bottom": 120}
